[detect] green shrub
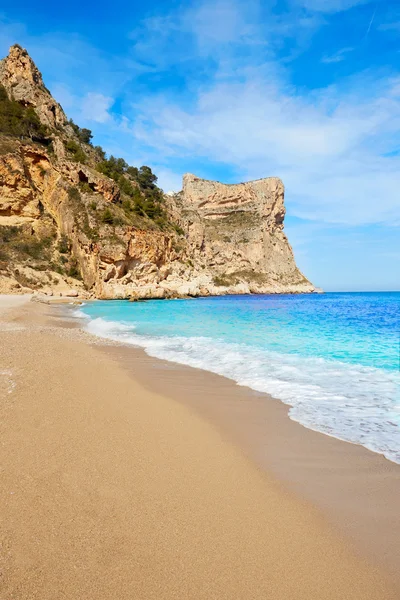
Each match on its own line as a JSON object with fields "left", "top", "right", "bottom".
{"left": 68, "top": 119, "right": 93, "bottom": 144}
{"left": 0, "top": 225, "right": 19, "bottom": 243}
{"left": 73, "top": 147, "right": 87, "bottom": 163}
{"left": 15, "top": 236, "right": 53, "bottom": 260}
{"left": 65, "top": 139, "right": 87, "bottom": 163}
{"left": 96, "top": 157, "right": 165, "bottom": 224}
{"left": 118, "top": 175, "right": 135, "bottom": 197}
{"left": 154, "top": 216, "right": 169, "bottom": 229}
{"left": 122, "top": 198, "right": 132, "bottom": 213}
{"left": 78, "top": 181, "right": 93, "bottom": 194}
{"left": 1, "top": 227, "right": 55, "bottom": 262}
{"left": 232, "top": 270, "right": 268, "bottom": 284}
{"left": 112, "top": 215, "right": 125, "bottom": 227}
{"left": 51, "top": 262, "right": 65, "bottom": 275}
{"left": 0, "top": 248, "right": 8, "bottom": 261}
{"left": 68, "top": 186, "right": 81, "bottom": 202}
{"left": 101, "top": 208, "right": 115, "bottom": 225}
{"left": 58, "top": 234, "right": 69, "bottom": 254}
{"left": 0, "top": 137, "right": 15, "bottom": 155}
{"left": 94, "top": 145, "right": 106, "bottom": 160}
{"left": 213, "top": 274, "right": 238, "bottom": 287}
{"left": 67, "top": 258, "right": 82, "bottom": 280}
{"left": 65, "top": 139, "right": 79, "bottom": 153}
{"left": 13, "top": 269, "right": 38, "bottom": 289}
{"left": 0, "top": 84, "right": 49, "bottom": 142}
{"left": 172, "top": 223, "right": 185, "bottom": 236}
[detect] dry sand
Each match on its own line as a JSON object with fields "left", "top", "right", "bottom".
{"left": 113, "top": 344, "right": 400, "bottom": 582}
{"left": 0, "top": 297, "right": 398, "bottom": 599}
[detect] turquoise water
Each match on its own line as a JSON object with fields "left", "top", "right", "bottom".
{"left": 75, "top": 292, "right": 400, "bottom": 463}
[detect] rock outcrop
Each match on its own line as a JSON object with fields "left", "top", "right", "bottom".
{"left": 0, "top": 44, "right": 315, "bottom": 298}
{"left": 175, "top": 174, "right": 312, "bottom": 294}
{"left": 0, "top": 44, "right": 66, "bottom": 129}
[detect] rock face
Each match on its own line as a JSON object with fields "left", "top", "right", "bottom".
{"left": 0, "top": 45, "right": 66, "bottom": 128}
{"left": 0, "top": 44, "right": 315, "bottom": 298}
{"left": 177, "top": 174, "right": 312, "bottom": 293}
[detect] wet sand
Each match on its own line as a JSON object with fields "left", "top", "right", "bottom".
{"left": 0, "top": 297, "right": 399, "bottom": 599}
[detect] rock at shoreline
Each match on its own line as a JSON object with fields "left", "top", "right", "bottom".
{"left": 0, "top": 44, "right": 315, "bottom": 299}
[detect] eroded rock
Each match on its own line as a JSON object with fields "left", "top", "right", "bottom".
{"left": 0, "top": 44, "right": 315, "bottom": 299}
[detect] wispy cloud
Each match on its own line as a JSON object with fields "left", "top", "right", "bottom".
{"left": 1, "top": 3, "right": 399, "bottom": 230}
{"left": 129, "top": 0, "right": 324, "bottom": 76}
{"left": 132, "top": 70, "right": 400, "bottom": 226}
{"left": 51, "top": 84, "right": 115, "bottom": 125}
{"left": 365, "top": 5, "right": 377, "bottom": 38}
{"left": 321, "top": 47, "right": 354, "bottom": 63}
{"left": 0, "top": 0, "right": 398, "bottom": 288}
{"left": 116, "top": 0, "right": 400, "bottom": 229}
{"left": 378, "top": 20, "right": 400, "bottom": 32}
{"left": 293, "top": 0, "right": 371, "bottom": 14}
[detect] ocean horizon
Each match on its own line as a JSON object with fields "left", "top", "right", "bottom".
{"left": 74, "top": 291, "right": 400, "bottom": 465}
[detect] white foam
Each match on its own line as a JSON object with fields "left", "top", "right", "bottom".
{"left": 72, "top": 308, "right": 88, "bottom": 319}
{"left": 86, "top": 317, "right": 136, "bottom": 336}
{"left": 79, "top": 315, "right": 400, "bottom": 465}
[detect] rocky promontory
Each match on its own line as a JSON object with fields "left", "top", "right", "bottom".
{"left": 0, "top": 44, "right": 314, "bottom": 298}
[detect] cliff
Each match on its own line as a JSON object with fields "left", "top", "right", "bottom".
{"left": 0, "top": 44, "right": 314, "bottom": 298}
{"left": 177, "top": 174, "right": 312, "bottom": 293}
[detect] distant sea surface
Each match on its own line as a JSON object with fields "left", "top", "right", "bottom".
{"left": 75, "top": 292, "right": 400, "bottom": 464}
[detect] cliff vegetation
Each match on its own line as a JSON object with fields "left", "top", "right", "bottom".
{"left": 0, "top": 44, "right": 314, "bottom": 298}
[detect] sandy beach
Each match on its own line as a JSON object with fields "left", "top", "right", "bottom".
{"left": 0, "top": 296, "right": 399, "bottom": 599}
{"left": 115, "top": 342, "right": 400, "bottom": 581}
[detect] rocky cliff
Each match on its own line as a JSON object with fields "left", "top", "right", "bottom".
{"left": 0, "top": 44, "right": 314, "bottom": 298}
{"left": 176, "top": 174, "right": 312, "bottom": 293}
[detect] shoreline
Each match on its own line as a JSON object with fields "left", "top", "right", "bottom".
{"left": 61, "top": 300, "right": 400, "bottom": 580}
{"left": 107, "top": 344, "right": 400, "bottom": 576}
{"left": 74, "top": 293, "right": 400, "bottom": 466}
{"left": 1, "top": 296, "right": 399, "bottom": 598}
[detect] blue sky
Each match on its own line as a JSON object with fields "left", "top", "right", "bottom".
{"left": 1, "top": 0, "right": 399, "bottom": 291}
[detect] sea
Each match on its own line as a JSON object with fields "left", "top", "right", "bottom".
{"left": 73, "top": 292, "right": 400, "bottom": 464}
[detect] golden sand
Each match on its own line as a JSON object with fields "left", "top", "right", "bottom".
{"left": 0, "top": 297, "right": 398, "bottom": 599}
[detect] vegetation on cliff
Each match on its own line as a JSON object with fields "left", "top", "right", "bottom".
{"left": 0, "top": 97, "right": 183, "bottom": 295}
{"left": 96, "top": 157, "right": 166, "bottom": 223}
{"left": 0, "top": 43, "right": 313, "bottom": 298}
{"left": 0, "top": 84, "right": 50, "bottom": 144}
{"left": 0, "top": 53, "right": 181, "bottom": 292}
{"left": 0, "top": 78, "right": 170, "bottom": 233}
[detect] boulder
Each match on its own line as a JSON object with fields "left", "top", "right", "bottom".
{"left": 64, "top": 289, "right": 79, "bottom": 298}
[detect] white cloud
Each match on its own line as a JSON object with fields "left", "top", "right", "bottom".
{"left": 132, "top": 75, "right": 400, "bottom": 225}
{"left": 184, "top": 0, "right": 260, "bottom": 50}
{"left": 129, "top": 0, "right": 264, "bottom": 72}
{"left": 321, "top": 47, "right": 354, "bottom": 63}
{"left": 129, "top": 0, "right": 322, "bottom": 75}
{"left": 81, "top": 93, "right": 113, "bottom": 123}
{"left": 50, "top": 83, "right": 76, "bottom": 112}
{"left": 49, "top": 85, "right": 114, "bottom": 125}
{"left": 154, "top": 168, "right": 184, "bottom": 192}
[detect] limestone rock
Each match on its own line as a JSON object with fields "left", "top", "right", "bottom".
{"left": 177, "top": 174, "right": 313, "bottom": 294}
{"left": 0, "top": 44, "right": 67, "bottom": 128}
{"left": 0, "top": 44, "right": 315, "bottom": 299}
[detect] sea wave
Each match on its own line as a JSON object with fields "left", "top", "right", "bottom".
{"left": 78, "top": 313, "right": 400, "bottom": 464}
